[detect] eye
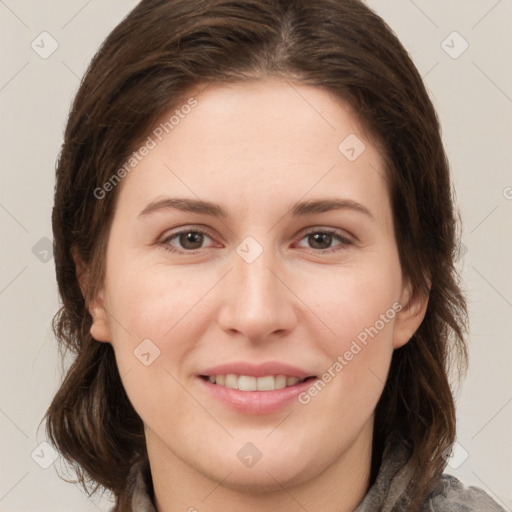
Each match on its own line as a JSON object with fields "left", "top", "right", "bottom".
{"left": 159, "top": 227, "right": 353, "bottom": 255}
{"left": 161, "top": 228, "right": 216, "bottom": 253}
{"left": 295, "top": 229, "right": 353, "bottom": 253}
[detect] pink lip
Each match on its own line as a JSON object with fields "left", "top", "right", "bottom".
{"left": 198, "top": 361, "right": 313, "bottom": 379}
{"left": 197, "top": 376, "right": 316, "bottom": 415}
{"left": 197, "top": 361, "right": 317, "bottom": 415}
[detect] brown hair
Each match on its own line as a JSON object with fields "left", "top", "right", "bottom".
{"left": 45, "top": 0, "right": 468, "bottom": 510}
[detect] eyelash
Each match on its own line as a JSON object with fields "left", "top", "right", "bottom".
{"left": 159, "top": 226, "right": 354, "bottom": 255}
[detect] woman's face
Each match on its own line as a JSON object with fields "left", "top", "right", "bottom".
{"left": 89, "top": 78, "right": 426, "bottom": 493}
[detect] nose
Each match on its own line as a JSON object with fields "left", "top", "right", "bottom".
{"left": 216, "top": 243, "right": 299, "bottom": 343}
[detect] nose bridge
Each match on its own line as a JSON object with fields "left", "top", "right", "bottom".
{"left": 216, "top": 238, "right": 297, "bottom": 341}
{"left": 238, "top": 248, "right": 278, "bottom": 303}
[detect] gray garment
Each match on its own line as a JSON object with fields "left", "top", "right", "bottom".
{"left": 123, "top": 435, "right": 506, "bottom": 511}
{"left": 353, "top": 434, "right": 506, "bottom": 512}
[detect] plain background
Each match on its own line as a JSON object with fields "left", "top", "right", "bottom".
{"left": 1, "top": 1, "right": 511, "bottom": 511}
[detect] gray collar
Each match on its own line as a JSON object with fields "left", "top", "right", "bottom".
{"left": 124, "top": 434, "right": 505, "bottom": 511}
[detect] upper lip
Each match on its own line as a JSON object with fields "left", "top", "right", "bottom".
{"left": 199, "top": 361, "right": 315, "bottom": 379}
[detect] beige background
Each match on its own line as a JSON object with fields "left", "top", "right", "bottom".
{"left": 1, "top": 1, "right": 511, "bottom": 510}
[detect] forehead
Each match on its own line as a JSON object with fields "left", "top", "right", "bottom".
{"left": 115, "top": 78, "right": 390, "bottom": 222}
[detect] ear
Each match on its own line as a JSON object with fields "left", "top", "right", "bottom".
{"left": 72, "top": 247, "right": 112, "bottom": 343}
{"left": 393, "top": 281, "right": 429, "bottom": 349}
{"left": 88, "top": 289, "right": 113, "bottom": 342}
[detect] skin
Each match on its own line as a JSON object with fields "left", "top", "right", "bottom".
{"left": 84, "top": 78, "right": 428, "bottom": 512}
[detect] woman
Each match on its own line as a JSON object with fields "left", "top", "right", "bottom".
{"left": 44, "top": 0, "right": 505, "bottom": 510}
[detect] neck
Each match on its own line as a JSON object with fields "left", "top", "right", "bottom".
{"left": 147, "top": 419, "right": 373, "bottom": 512}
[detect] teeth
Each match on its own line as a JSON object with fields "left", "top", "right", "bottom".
{"left": 225, "top": 374, "right": 238, "bottom": 389}
{"left": 257, "top": 376, "right": 275, "bottom": 391}
{"left": 206, "top": 374, "right": 307, "bottom": 391}
{"left": 238, "top": 375, "right": 257, "bottom": 391}
{"left": 287, "top": 377, "right": 299, "bottom": 386}
{"left": 275, "top": 375, "right": 287, "bottom": 389}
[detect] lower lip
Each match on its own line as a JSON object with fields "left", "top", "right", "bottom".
{"left": 197, "top": 377, "right": 317, "bottom": 415}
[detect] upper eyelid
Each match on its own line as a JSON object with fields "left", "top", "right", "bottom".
{"left": 300, "top": 226, "right": 352, "bottom": 238}
{"left": 160, "top": 225, "right": 216, "bottom": 241}
{"left": 161, "top": 225, "right": 351, "bottom": 238}
{"left": 294, "top": 229, "right": 354, "bottom": 250}
{"left": 295, "top": 226, "right": 356, "bottom": 248}
{"left": 160, "top": 225, "right": 354, "bottom": 249}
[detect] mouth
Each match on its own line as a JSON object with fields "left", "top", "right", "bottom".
{"left": 199, "top": 374, "right": 317, "bottom": 391}
{"left": 197, "top": 361, "right": 318, "bottom": 413}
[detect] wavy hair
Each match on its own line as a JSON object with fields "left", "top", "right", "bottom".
{"left": 44, "top": 0, "right": 468, "bottom": 510}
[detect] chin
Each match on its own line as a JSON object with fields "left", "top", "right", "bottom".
{"left": 207, "top": 461, "right": 314, "bottom": 494}
{"left": 190, "top": 439, "right": 321, "bottom": 493}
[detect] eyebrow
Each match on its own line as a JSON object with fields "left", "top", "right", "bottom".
{"left": 290, "top": 198, "right": 374, "bottom": 220}
{"left": 139, "top": 197, "right": 374, "bottom": 220}
{"left": 139, "top": 197, "right": 226, "bottom": 218}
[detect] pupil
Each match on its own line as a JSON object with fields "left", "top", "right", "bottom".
{"left": 180, "top": 232, "right": 203, "bottom": 249}
{"left": 309, "top": 233, "right": 332, "bottom": 249}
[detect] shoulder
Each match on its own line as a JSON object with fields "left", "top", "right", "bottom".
{"left": 110, "top": 456, "right": 156, "bottom": 512}
{"left": 424, "top": 473, "right": 507, "bottom": 512}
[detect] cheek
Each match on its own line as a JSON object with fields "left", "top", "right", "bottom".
{"left": 299, "top": 251, "right": 401, "bottom": 411}
{"left": 316, "top": 298, "right": 396, "bottom": 404}
{"left": 107, "top": 258, "right": 209, "bottom": 338}
{"left": 103, "top": 265, "right": 209, "bottom": 429}
{"left": 310, "top": 254, "right": 402, "bottom": 354}
{"left": 299, "top": 283, "right": 397, "bottom": 445}
{"left": 102, "top": 259, "right": 195, "bottom": 377}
